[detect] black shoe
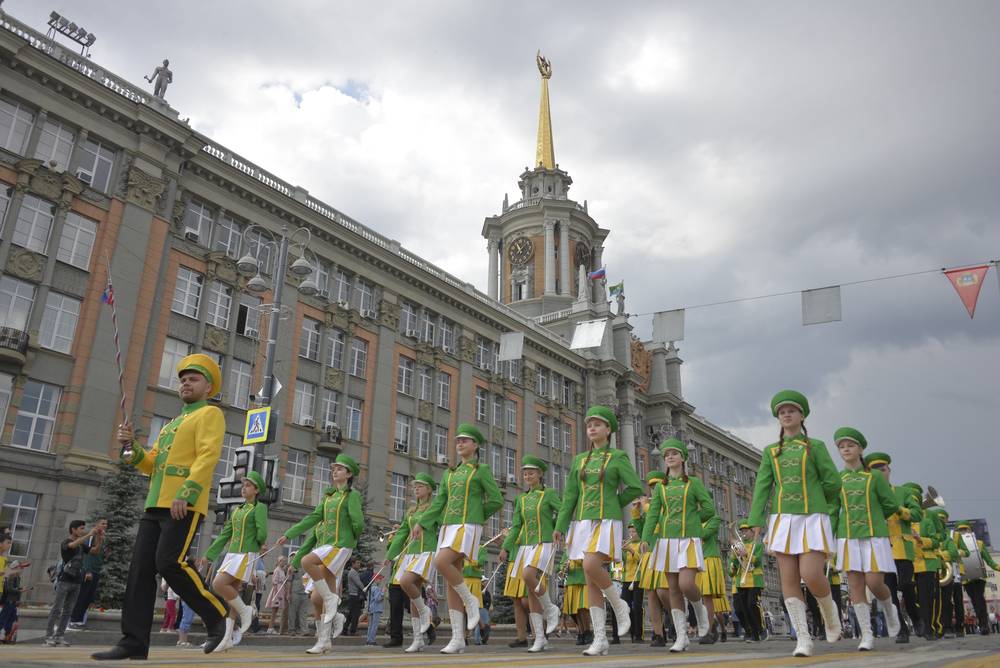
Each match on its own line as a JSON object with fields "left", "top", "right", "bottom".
{"left": 720, "top": 629, "right": 727, "bottom": 642}
{"left": 650, "top": 633, "right": 665, "bottom": 647}
{"left": 610, "top": 637, "right": 621, "bottom": 644}
{"left": 896, "top": 632, "right": 910, "bottom": 644}
{"left": 427, "top": 626, "right": 436, "bottom": 644}
{"left": 575, "top": 633, "right": 585, "bottom": 645}
{"left": 481, "top": 626, "right": 490, "bottom": 644}
{"left": 202, "top": 619, "right": 227, "bottom": 654}
{"left": 508, "top": 639, "right": 529, "bottom": 648}
{"left": 584, "top": 631, "right": 594, "bottom": 644}
{"left": 700, "top": 629, "right": 718, "bottom": 645}
{"left": 923, "top": 632, "right": 937, "bottom": 642}
{"left": 382, "top": 638, "right": 403, "bottom": 648}
{"left": 91, "top": 646, "right": 148, "bottom": 661}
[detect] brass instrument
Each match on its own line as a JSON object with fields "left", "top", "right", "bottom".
{"left": 729, "top": 521, "right": 754, "bottom": 584}
{"left": 938, "top": 561, "right": 954, "bottom": 586}
{"left": 920, "top": 485, "right": 945, "bottom": 510}
{"left": 378, "top": 527, "right": 400, "bottom": 543}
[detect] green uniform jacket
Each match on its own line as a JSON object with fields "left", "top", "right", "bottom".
{"left": 555, "top": 447, "right": 643, "bottom": 533}
{"left": 285, "top": 487, "right": 364, "bottom": 548}
{"left": 831, "top": 468, "right": 900, "bottom": 539}
{"left": 419, "top": 462, "right": 503, "bottom": 530}
{"left": 888, "top": 485, "right": 922, "bottom": 561}
{"left": 464, "top": 546, "right": 488, "bottom": 579}
{"left": 386, "top": 501, "right": 439, "bottom": 560}
{"left": 205, "top": 500, "right": 268, "bottom": 561}
{"left": 916, "top": 514, "right": 944, "bottom": 572}
{"left": 700, "top": 516, "right": 722, "bottom": 559}
{"left": 124, "top": 400, "right": 224, "bottom": 516}
{"left": 501, "top": 487, "right": 562, "bottom": 552}
{"left": 729, "top": 540, "right": 764, "bottom": 588}
{"left": 748, "top": 435, "right": 841, "bottom": 527}
{"left": 641, "top": 476, "right": 716, "bottom": 543}
{"left": 291, "top": 530, "right": 318, "bottom": 570}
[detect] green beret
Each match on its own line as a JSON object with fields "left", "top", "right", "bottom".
{"left": 659, "top": 437, "right": 688, "bottom": 460}
{"left": 334, "top": 453, "right": 360, "bottom": 478}
{"left": 738, "top": 520, "right": 751, "bottom": 530}
{"left": 413, "top": 472, "right": 437, "bottom": 491}
{"left": 455, "top": 423, "right": 485, "bottom": 445}
{"left": 770, "top": 390, "right": 810, "bottom": 418}
{"left": 243, "top": 471, "right": 266, "bottom": 493}
{"left": 585, "top": 405, "right": 618, "bottom": 434}
{"left": 834, "top": 427, "right": 867, "bottom": 450}
{"left": 521, "top": 455, "right": 548, "bottom": 473}
{"left": 903, "top": 482, "right": 923, "bottom": 495}
{"left": 646, "top": 471, "right": 666, "bottom": 486}
{"left": 955, "top": 521, "right": 973, "bottom": 531}
{"left": 864, "top": 451, "right": 891, "bottom": 468}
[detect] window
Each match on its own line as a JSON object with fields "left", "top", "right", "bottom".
{"left": 505, "top": 447, "right": 516, "bottom": 479}
{"left": 206, "top": 281, "right": 233, "bottom": 329}
{"left": 0, "top": 187, "right": 10, "bottom": 237}
{"left": 33, "top": 118, "right": 75, "bottom": 171}
{"left": 314, "top": 262, "right": 330, "bottom": 297}
{"left": 0, "top": 96, "right": 34, "bottom": 154}
{"left": 147, "top": 415, "right": 169, "bottom": 449}
{"left": 0, "top": 373, "right": 12, "bottom": 425}
{"left": 212, "top": 214, "right": 243, "bottom": 260}
{"left": 492, "top": 396, "right": 503, "bottom": 426}
{"left": 550, "top": 371, "right": 560, "bottom": 401}
{"left": 39, "top": 292, "right": 80, "bottom": 353}
{"left": 282, "top": 449, "right": 308, "bottom": 503}
{"left": 236, "top": 294, "right": 261, "bottom": 336}
{"left": 490, "top": 444, "right": 502, "bottom": 473}
{"left": 0, "top": 491, "right": 38, "bottom": 558}
{"left": 421, "top": 311, "right": 436, "bottom": 344}
{"left": 172, "top": 267, "right": 203, "bottom": 318}
{"left": 299, "top": 317, "right": 321, "bottom": 360}
{"left": 57, "top": 211, "right": 97, "bottom": 269}
{"left": 333, "top": 269, "right": 351, "bottom": 303}
{"left": 327, "top": 330, "right": 345, "bottom": 369}
{"left": 637, "top": 456, "right": 645, "bottom": 480}
{"left": 502, "top": 359, "right": 521, "bottom": 384}
{"left": 320, "top": 389, "right": 340, "bottom": 427}
{"left": 397, "top": 356, "right": 414, "bottom": 395}
{"left": 182, "top": 200, "right": 213, "bottom": 244}
{"left": 475, "top": 388, "right": 488, "bottom": 422}
{"left": 551, "top": 463, "right": 563, "bottom": 493}
{"left": 476, "top": 336, "right": 494, "bottom": 371}
{"left": 507, "top": 400, "right": 517, "bottom": 433}
{"left": 537, "top": 414, "right": 548, "bottom": 446}
{"left": 400, "top": 301, "right": 418, "bottom": 334}
{"left": 0, "top": 276, "right": 36, "bottom": 330}
{"left": 437, "top": 371, "right": 451, "bottom": 410}
{"left": 503, "top": 500, "right": 514, "bottom": 528}
{"left": 355, "top": 279, "right": 374, "bottom": 311}
{"left": 245, "top": 229, "right": 273, "bottom": 274}
{"left": 293, "top": 381, "right": 316, "bottom": 425}
{"left": 213, "top": 432, "right": 241, "bottom": 488}
{"left": 415, "top": 420, "right": 431, "bottom": 460}
{"left": 346, "top": 397, "right": 363, "bottom": 440}
{"left": 390, "top": 473, "right": 408, "bottom": 522}
{"left": 76, "top": 137, "right": 115, "bottom": 192}
{"left": 158, "top": 337, "right": 192, "bottom": 388}
{"left": 418, "top": 366, "right": 432, "bottom": 402}
{"left": 438, "top": 319, "right": 455, "bottom": 353}
{"left": 434, "top": 426, "right": 449, "bottom": 461}
{"left": 562, "top": 423, "right": 572, "bottom": 453}
{"left": 562, "top": 378, "right": 573, "bottom": 405}
{"left": 536, "top": 367, "right": 548, "bottom": 397}
{"left": 551, "top": 420, "right": 560, "bottom": 451}
{"left": 228, "top": 359, "right": 251, "bottom": 409}
{"left": 312, "top": 455, "right": 332, "bottom": 505}
{"left": 394, "top": 413, "right": 411, "bottom": 451}
{"left": 12, "top": 194, "right": 54, "bottom": 253}
{"left": 11, "top": 380, "right": 60, "bottom": 451}
{"left": 488, "top": 511, "right": 500, "bottom": 539}
{"left": 349, "top": 338, "right": 368, "bottom": 377}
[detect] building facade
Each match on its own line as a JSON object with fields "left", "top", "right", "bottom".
{"left": 0, "top": 10, "right": 778, "bottom": 610}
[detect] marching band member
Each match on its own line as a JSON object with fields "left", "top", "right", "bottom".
{"left": 831, "top": 427, "right": 904, "bottom": 650}
{"left": 384, "top": 473, "right": 439, "bottom": 653}
{"left": 935, "top": 508, "right": 964, "bottom": 638}
{"left": 641, "top": 438, "right": 716, "bottom": 653}
{"left": 553, "top": 406, "right": 644, "bottom": 657}
{"left": 200, "top": 471, "right": 269, "bottom": 652}
{"left": 748, "top": 390, "right": 842, "bottom": 657}
{"left": 501, "top": 528, "right": 531, "bottom": 648}
{"left": 276, "top": 454, "right": 364, "bottom": 654}
{"left": 696, "top": 496, "right": 727, "bottom": 644}
{"left": 621, "top": 525, "right": 644, "bottom": 642}
{"left": 729, "top": 521, "right": 765, "bottom": 643}
{"left": 413, "top": 424, "right": 502, "bottom": 655}
{"left": 955, "top": 520, "right": 999, "bottom": 635}
{"left": 559, "top": 553, "right": 591, "bottom": 645}
{"left": 915, "top": 501, "right": 947, "bottom": 640}
{"left": 635, "top": 473, "right": 670, "bottom": 647}
{"left": 499, "top": 456, "right": 562, "bottom": 652}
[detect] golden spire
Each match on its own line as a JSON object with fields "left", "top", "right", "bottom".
{"left": 535, "top": 50, "right": 555, "bottom": 170}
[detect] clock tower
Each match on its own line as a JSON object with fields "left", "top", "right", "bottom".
{"left": 482, "top": 52, "right": 610, "bottom": 320}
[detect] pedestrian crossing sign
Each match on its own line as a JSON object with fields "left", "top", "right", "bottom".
{"left": 243, "top": 406, "right": 272, "bottom": 445}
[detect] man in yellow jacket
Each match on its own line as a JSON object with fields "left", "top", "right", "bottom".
{"left": 92, "top": 354, "right": 229, "bottom": 661}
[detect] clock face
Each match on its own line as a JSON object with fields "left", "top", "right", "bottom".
{"left": 508, "top": 237, "right": 534, "bottom": 266}
{"left": 574, "top": 243, "right": 591, "bottom": 267}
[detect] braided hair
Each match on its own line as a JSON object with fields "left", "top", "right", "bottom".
{"left": 579, "top": 445, "right": 611, "bottom": 483}
{"left": 774, "top": 423, "right": 810, "bottom": 458}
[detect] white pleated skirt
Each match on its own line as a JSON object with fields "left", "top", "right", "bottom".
{"left": 393, "top": 551, "right": 436, "bottom": 583}
{"left": 835, "top": 537, "right": 897, "bottom": 574}
{"left": 513, "top": 543, "right": 556, "bottom": 576}
{"left": 219, "top": 552, "right": 258, "bottom": 582}
{"left": 766, "top": 513, "right": 834, "bottom": 555}
{"left": 311, "top": 544, "right": 353, "bottom": 581}
{"left": 566, "top": 519, "right": 623, "bottom": 561}
{"left": 436, "top": 522, "right": 483, "bottom": 559}
{"left": 649, "top": 537, "right": 705, "bottom": 573}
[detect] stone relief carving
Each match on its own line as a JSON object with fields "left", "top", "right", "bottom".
{"left": 324, "top": 304, "right": 351, "bottom": 332}
{"left": 6, "top": 248, "right": 45, "bottom": 283}
{"left": 521, "top": 365, "right": 537, "bottom": 391}
{"left": 458, "top": 336, "right": 476, "bottom": 364}
{"left": 114, "top": 153, "right": 134, "bottom": 199}
{"left": 491, "top": 426, "right": 505, "bottom": 444}
{"left": 418, "top": 400, "right": 434, "bottom": 422}
{"left": 376, "top": 299, "right": 399, "bottom": 330}
{"left": 203, "top": 325, "right": 228, "bottom": 353}
{"left": 324, "top": 368, "right": 344, "bottom": 391}
{"left": 206, "top": 252, "right": 239, "bottom": 284}
{"left": 125, "top": 166, "right": 166, "bottom": 211}
{"left": 171, "top": 189, "right": 189, "bottom": 230}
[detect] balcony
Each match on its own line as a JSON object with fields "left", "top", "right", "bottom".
{"left": 0, "top": 327, "right": 29, "bottom": 367}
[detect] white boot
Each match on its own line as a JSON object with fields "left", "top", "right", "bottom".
{"left": 878, "top": 597, "right": 901, "bottom": 638}
{"left": 669, "top": 609, "right": 689, "bottom": 653}
{"left": 405, "top": 615, "right": 425, "bottom": 653}
{"left": 412, "top": 595, "right": 432, "bottom": 634}
{"left": 785, "top": 597, "right": 813, "bottom": 657}
{"left": 227, "top": 596, "right": 254, "bottom": 633}
{"left": 816, "top": 592, "right": 843, "bottom": 642}
{"left": 212, "top": 617, "right": 235, "bottom": 653}
{"left": 601, "top": 585, "right": 631, "bottom": 639}
{"left": 854, "top": 603, "right": 875, "bottom": 651}
{"left": 440, "top": 609, "right": 466, "bottom": 654}
{"left": 692, "top": 598, "right": 710, "bottom": 637}
{"left": 330, "top": 611, "right": 346, "bottom": 640}
{"left": 452, "top": 583, "right": 480, "bottom": 632}
{"left": 583, "top": 606, "right": 609, "bottom": 656}
{"left": 539, "top": 588, "right": 561, "bottom": 635}
{"left": 306, "top": 616, "right": 333, "bottom": 654}
{"left": 312, "top": 579, "right": 339, "bottom": 624}
{"left": 527, "top": 612, "right": 548, "bottom": 652}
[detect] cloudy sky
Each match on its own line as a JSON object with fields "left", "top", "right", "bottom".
{"left": 12, "top": 1, "right": 999, "bottom": 532}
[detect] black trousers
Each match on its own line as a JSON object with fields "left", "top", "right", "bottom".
{"left": 893, "top": 559, "right": 920, "bottom": 630}
{"left": 964, "top": 580, "right": 989, "bottom": 632}
{"left": 346, "top": 594, "right": 363, "bottom": 633}
{"left": 884, "top": 571, "right": 906, "bottom": 635}
{"left": 117, "top": 510, "right": 226, "bottom": 653}
{"left": 621, "top": 583, "right": 643, "bottom": 639}
{"left": 940, "top": 582, "right": 965, "bottom": 633}
{"left": 70, "top": 572, "right": 101, "bottom": 624}
{"left": 915, "top": 570, "right": 939, "bottom": 636}
{"left": 387, "top": 583, "right": 406, "bottom": 642}
{"left": 734, "top": 588, "right": 762, "bottom": 640}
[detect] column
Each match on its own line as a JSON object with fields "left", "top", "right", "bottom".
{"left": 619, "top": 404, "right": 637, "bottom": 465}
{"left": 543, "top": 220, "right": 555, "bottom": 295}
{"left": 487, "top": 236, "right": 499, "bottom": 299}
{"left": 559, "top": 221, "right": 570, "bottom": 295}
{"left": 665, "top": 343, "right": 683, "bottom": 397}
{"left": 647, "top": 343, "right": 669, "bottom": 395}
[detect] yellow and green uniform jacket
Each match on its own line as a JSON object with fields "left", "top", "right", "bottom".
{"left": 622, "top": 538, "right": 642, "bottom": 582}
{"left": 419, "top": 461, "right": 502, "bottom": 530}
{"left": 888, "top": 485, "right": 922, "bottom": 561}
{"left": 556, "top": 446, "right": 643, "bottom": 533}
{"left": 291, "top": 529, "right": 318, "bottom": 570}
{"left": 948, "top": 530, "right": 971, "bottom": 576}
{"left": 386, "top": 501, "right": 438, "bottom": 560}
{"left": 641, "top": 476, "right": 717, "bottom": 543}
{"left": 914, "top": 514, "right": 944, "bottom": 573}
{"left": 124, "top": 400, "right": 225, "bottom": 516}
{"left": 748, "top": 435, "right": 841, "bottom": 527}
{"left": 284, "top": 486, "right": 364, "bottom": 548}
{"left": 205, "top": 500, "right": 268, "bottom": 561}
{"left": 831, "top": 467, "right": 901, "bottom": 539}
{"left": 463, "top": 546, "right": 488, "bottom": 579}
{"left": 501, "top": 486, "right": 561, "bottom": 552}
{"left": 729, "top": 539, "right": 764, "bottom": 588}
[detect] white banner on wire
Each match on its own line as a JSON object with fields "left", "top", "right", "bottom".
{"left": 498, "top": 331, "right": 525, "bottom": 361}
{"left": 652, "top": 309, "right": 685, "bottom": 343}
{"left": 570, "top": 319, "right": 608, "bottom": 350}
{"left": 801, "top": 286, "right": 842, "bottom": 326}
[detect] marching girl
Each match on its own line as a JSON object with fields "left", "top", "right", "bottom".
{"left": 748, "top": 390, "right": 842, "bottom": 657}
{"left": 558, "top": 552, "right": 592, "bottom": 646}
{"left": 831, "top": 427, "right": 905, "bottom": 650}
{"left": 909, "top": 484, "right": 943, "bottom": 640}
{"left": 695, "top": 501, "right": 726, "bottom": 644}
{"left": 499, "top": 456, "right": 562, "bottom": 652}
{"left": 384, "top": 473, "right": 439, "bottom": 653}
{"left": 200, "top": 471, "right": 268, "bottom": 652}
{"left": 635, "top": 472, "right": 670, "bottom": 647}
{"left": 640, "top": 438, "right": 717, "bottom": 653}
{"left": 500, "top": 527, "right": 531, "bottom": 647}
{"left": 412, "top": 424, "right": 502, "bottom": 655}
{"left": 554, "top": 406, "right": 643, "bottom": 657}
{"left": 276, "top": 454, "right": 364, "bottom": 654}
{"left": 729, "top": 521, "right": 765, "bottom": 642}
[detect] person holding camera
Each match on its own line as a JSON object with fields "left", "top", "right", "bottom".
{"left": 44, "top": 520, "right": 101, "bottom": 646}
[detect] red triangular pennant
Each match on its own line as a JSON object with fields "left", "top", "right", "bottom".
{"left": 943, "top": 265, "right": 990, "bottom": 318}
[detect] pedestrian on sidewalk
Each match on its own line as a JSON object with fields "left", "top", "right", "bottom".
{"left": 69, "top": 517, "right": 108, "bottom": 629}
{"left": 365, "top": 574, "right": 385, "bottom": 645}
{"left": 44, "top": 519, "right": 100, "bottom": 646}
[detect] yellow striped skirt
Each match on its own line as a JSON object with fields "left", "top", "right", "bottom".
{"left": 638, "top": 551, "right": 669, "bottom": 590}
{"left": 696, "top": 555, "right": 727, "bottom": 597}
{"left": 503, "top": 561, "right": 526, "bottom": 598}
{"left": 464, "top": 576, "right": 484, "bottom": 606}
{"left": 562, "top": 583, "right": 589, "bottom": 613}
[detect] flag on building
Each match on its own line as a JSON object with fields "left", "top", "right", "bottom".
{"left": 608, "top": 281, "right": 624, "bottom": 297}
{"left": 587, "top": 267, "right": 606, "bottom": 280}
